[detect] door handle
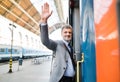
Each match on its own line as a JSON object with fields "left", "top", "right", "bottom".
{"left": 77, "top": 53, "right": 84, "bottom": 82}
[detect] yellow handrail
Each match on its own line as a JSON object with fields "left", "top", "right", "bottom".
{"left": 77, "top": 53, "right": 84, "bottom": 82}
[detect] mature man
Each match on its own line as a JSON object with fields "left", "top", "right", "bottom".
{"left": 39, "top": 2, "right": 76, "bottom": 82}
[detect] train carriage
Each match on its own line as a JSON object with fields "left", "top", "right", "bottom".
{"left": 0, "top": 44, "right": 22, "bottom": 61}
{"left": 0, "top": 15, "right": 51, "bottom": 61}
{"left": 69, "top": 0, "right": 120, "bottom": 82}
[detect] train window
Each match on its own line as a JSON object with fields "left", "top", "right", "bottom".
{"left": 25, "top": 51, "right": 27, "bottom": 54}
{"left": 26, "top": 50, "right": 29, "bottom": 54}
{"left": 0, "top": 48, "right": 5, "bottom": 53}
{"left": 30, "top": 50, "right": 32, "bottom": 53}
{"left": 8, "top": 49, "right": 12, "bottom": 53}
{"left": 14, "top": 49, "right": 19, "bottom": 54}
{"left": 14, "top": 49, "right": 17, "bottom": 52}
{"left": 28, "top": 50, "right": 30, "bottom": 53}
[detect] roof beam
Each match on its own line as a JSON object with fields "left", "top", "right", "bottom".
{"left": 0, "top": 4, "right": 39, "bottom": 34}
{"left": 9, "top": 0, "right": 39, "bottom": 26}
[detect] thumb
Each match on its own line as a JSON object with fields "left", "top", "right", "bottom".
{"left": 48, "top": 10, "right": 53, "bottom": 18}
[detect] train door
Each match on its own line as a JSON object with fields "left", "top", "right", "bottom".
{"left": 69, "top": 0, "right": 96, "bottom": 82}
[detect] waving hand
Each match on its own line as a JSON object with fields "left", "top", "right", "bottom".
{"left": 40, "top": 2, "right": 53, "bottom": 23}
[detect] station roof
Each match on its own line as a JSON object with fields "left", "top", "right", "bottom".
{"left": 0, "top": 0, "right": 64, "bottom": 35}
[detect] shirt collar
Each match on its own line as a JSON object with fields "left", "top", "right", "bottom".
{"left": 62, "top": 39, "right": 69, "bottom": 46}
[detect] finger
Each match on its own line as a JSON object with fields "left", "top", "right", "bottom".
{"left": 41, "top": 6, "right": 43, "bottom": 13}
{"left": 46, "top": 2, "right": 49, "bottom": 7}
{"left": 50, "top": 10, "right": 53, "bottom": 16}
{"left": 48, "top": 10, "right": 53, "bottom": 18}
{"left": 44, "top": 2, "right": 49, "bottom": 9}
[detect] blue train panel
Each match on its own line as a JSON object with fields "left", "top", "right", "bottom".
{"left": 80, "top": 0, "right": 96, "bottom": 82}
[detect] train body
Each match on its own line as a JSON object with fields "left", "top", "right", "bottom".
{"left": 0, "top": 15, "right": 51, "bottom": 61}
{"left": 0, "top": 44, "right": 22, "bottom": 60}
{"left": 69, "top": 0, "right": 120, "bottom": 82}
{"left": 0, "top": 0, "right": 120, "bottom": 81}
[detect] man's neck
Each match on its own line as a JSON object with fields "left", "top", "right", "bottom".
{"left": 62, "top": 39, "right": 71, "bottom": 46}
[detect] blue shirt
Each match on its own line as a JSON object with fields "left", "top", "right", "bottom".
{"left": 62, "top": 40, "right": 75, "bottom": 77}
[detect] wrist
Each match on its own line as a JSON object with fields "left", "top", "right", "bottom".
{"left": 40, "top": 18, "right": 47, "bottom": 23}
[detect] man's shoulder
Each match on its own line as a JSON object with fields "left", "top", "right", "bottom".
{"left": 55, "top": 40, "right": 65, "bottom": 47}
{"left": 56, "top": 40, "right": 63, "bottom": 44}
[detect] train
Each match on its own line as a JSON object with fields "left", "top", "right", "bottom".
{"left": 0, "top": 15, "right": 52, "bottom": 61}
{"left": 68, "top": 0, "right": 120, "bottom": 82}
{"left": 0, "top": 0, "right": 120, "bottom": 81}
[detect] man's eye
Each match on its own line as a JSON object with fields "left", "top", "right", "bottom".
{"left": 69, "top": 32, "right": 72, "bottom": 34}
{"left": 64, "top": 31, "right": 67, "bottom": 33}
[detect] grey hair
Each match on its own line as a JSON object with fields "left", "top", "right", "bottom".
{"left": 61, "top": 24, "right": 72, "bottom": 32}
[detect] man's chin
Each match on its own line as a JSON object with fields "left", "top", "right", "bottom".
{"left": 65, "top": 40, "right": 71, "bottom": 42}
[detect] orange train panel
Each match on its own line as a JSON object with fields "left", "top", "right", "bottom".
{"left": 94, "top": 0, "right": 120, "bottom": 82}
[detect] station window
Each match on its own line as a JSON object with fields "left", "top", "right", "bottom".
{"left": 31, "top": 37, "right": 33, "bottom": 47}
{"left": 25, "top": 35, "right": 29, "bottom": 46}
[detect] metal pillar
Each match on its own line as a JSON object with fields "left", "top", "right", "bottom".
{"left": 8, "top": 23, "right": 16, "bottom": 73}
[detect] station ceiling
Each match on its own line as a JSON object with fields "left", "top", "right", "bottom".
{"left": 0, "top": 0, "right": 64, "bottom": 35}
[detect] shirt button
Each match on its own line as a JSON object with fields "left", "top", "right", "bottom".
{"left": 63, "top": 67, "right": 66, "bottom": 70}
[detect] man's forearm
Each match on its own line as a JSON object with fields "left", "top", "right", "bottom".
{"left": 40, "top": 24, "right": 49, "bottom": 45}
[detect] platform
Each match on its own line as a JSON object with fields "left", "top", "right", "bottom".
{"left": 0, "top": 57, "right": 51, "bottom": 82}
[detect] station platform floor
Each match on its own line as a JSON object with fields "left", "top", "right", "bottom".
{"left": 0, "top": 57, "right": 51, "bottom": 82}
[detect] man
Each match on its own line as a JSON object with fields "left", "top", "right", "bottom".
{"left": 39, "top": 2, "right": 76, "bottom": 82}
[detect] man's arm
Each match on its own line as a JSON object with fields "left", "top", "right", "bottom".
{"left": 40, "top": 24, "right": 57, "bottom": 51}
{"left": 39, "top": 2, "right": 57, "bottom": 51}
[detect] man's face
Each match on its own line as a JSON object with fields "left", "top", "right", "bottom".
{"left": 61, "top": 28, "right": 72, "bottom": 42}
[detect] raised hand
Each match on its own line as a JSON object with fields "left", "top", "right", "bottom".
{"left": 40, "top": 2, "right": 53, "bottom": 23}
